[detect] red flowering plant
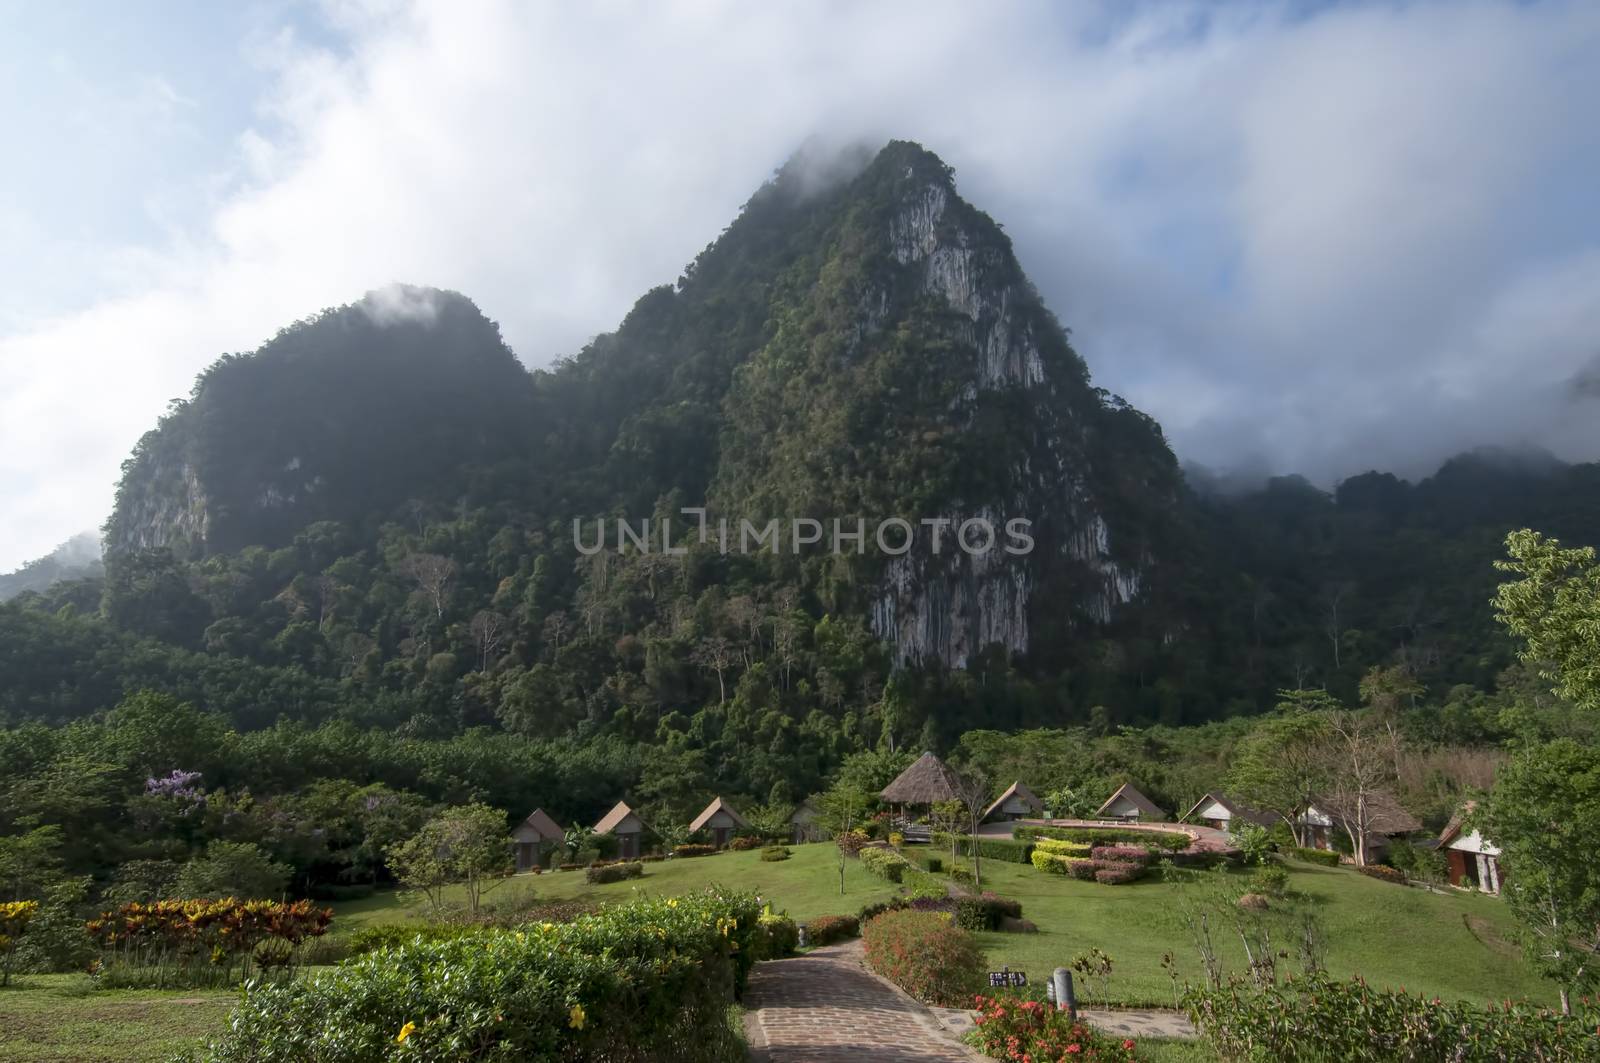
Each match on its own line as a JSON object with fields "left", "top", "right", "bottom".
{"left": 970, "top": 995, "right": 1138, "bottom": 1061}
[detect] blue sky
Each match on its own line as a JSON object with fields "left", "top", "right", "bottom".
{"left": 3, "top": 0, "right": 1598, "bottom": 571}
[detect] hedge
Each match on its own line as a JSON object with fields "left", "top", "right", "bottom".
{"left": 1290, "top": 847, "right": 1341, "bottom": 867}
{"left": 862, "top": 909, "right": 985, "bottom": 1006}
{"left": 902, "top": 869, "right": 948, "bottom": 901}
{"left": 1185, "top": 974, "right": 1600, "bottom": 1061}
{"left": 196, "top": 889, "right": 761, "bottom": 1063}
{"left": 1030, "top": 850, "right": 1084, "bottom": 874}
{"left": 1033, "top": 837, "right": 1093, "bottom": 858}
{"left": 1014, "top": 825, "right": 1190, "bottom": 851}
{"left": 932, "top": 833, "right": 1035, "bottom": 864}
{"left": 752, "top": 909, "right": 798, "bottom": 960}
{"left": 1358, "top": 864, "right": 1407, "bottom": 885}
{"left": 859, "top": 846, "right": 911, "bottom": 883}
{"left": 1090, "top": 845, "right": 1154, "bottom": 866}
{"left": 952, "top": 894, "right": 1023, "bottom": 931}
{"left": 805, "top": 914, "right": 859, "bottom": 945}
{"left": 584, "top": 861, "right": 644, "bottom": 884}
{"left": 728, "top": 835, "right": 764, "bottom": 851}
{"left": 673, "top": 844, "right": 717, "bottom": 859}
{"left": 758, "top": 846, "right": 791, "bottom": 862}
{"left": 1093, "top": 864, "right": 1144, "bottom": 885}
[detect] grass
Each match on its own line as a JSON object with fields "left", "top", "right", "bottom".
{"left": 965, "top": 855, "right": 1549, "bottom": 1009}
{"left": 329, "top": 841, "right": 901, "bottom": 930}
{"left": 0, "top": 974, "right": 235, "bottom": 1062}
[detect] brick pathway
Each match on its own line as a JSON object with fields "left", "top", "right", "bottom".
{"left": 744, "top": 940, "right": 984, "bottom": 1062}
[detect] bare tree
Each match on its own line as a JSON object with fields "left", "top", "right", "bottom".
{"left": 952, "top": 767, "right": 993, "bottom": 890}
{"left": 400, "top": 553, "right": 456, "bottom": 620}
{"left": 541, "top": 610, "right": 571, "bottom": 654}
{"left": 1321, "top": 710, "right": 1400, "bottom": 867}
{"left": 691, "top": 636, "right": 735, "bottom": 705}
{"left": 470, "top": 610, "right": 508, "bottom": 672}
{"left": 1321, "top": 583, "right": 1352, "bottom": 669}
{"left": 341, "top": 632, "right": 375, "bottom": 677}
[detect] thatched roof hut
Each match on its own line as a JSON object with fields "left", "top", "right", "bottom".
{"left": 983, "top": 781, "right": 1043, "bottom": 822}
{"left": 880, "top": 751, "right": 961, "bottom": 806}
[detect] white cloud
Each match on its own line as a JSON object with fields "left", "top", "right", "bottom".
{"left": 3, "top": 0, "right": 1599, "bottom": 569}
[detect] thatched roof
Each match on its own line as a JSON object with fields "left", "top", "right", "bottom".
{"left": 880, "top": 752, "right": 962, "bottom": 805}
{"left": 689, "top": 796, "right": 750, "bottom": 833}
{"left": 1181, "top": 792, "right": 1275, "bottom": 828}
{"left": 1096, "top": 782, "right": 1164, "bottom": 819}
{"left": 518, "top": 808, "right": 565, "bottom": 840}
{"left": 1314, "top": 791, "right": 1422, "bottom": 836}
{"left": 983, "top": 781, "right": 1043, "bottom": 822}
{"left": 594, "top": 800, "right": 646, "bottom": 834}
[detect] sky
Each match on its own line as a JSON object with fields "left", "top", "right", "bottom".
{"left": 3, "top": 0, "right": 1599, "bottom": 571}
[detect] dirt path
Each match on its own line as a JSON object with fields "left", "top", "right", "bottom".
{"left": 743, "top": 940, "right": 984, "bottom": 1062}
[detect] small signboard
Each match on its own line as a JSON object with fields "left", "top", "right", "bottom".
{"left": 987, "top": 969, "right": 1027, "bottom": 988}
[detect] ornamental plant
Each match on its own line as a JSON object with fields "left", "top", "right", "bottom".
{"left": 0, "top": 899, "right": 39, "bottom": 986}
{"left": 84, "top": 898, "right": 332, "bottom": 988}
{"left": 861, "top": 908, "right": 984, "bottom": 1006}
{"left": 970, "top": 995, "right": 1138, "bottom": 1061}
{"left": 804, "top": 914, "right": 859, "bottom": 945}
{"left": 197, "top": 888, "right": 761, "bottom": 1063}
{"left": 673, "top": 844, "right": 717, "bottom": 858}
{"left": 860, "top": 846, "right": 911, "bottom": 882}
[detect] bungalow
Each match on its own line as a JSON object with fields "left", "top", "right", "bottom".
{"left": 790, "top": 798, "right": 824, "bottom": 844}
{"left": 1182, "top": 792, "right": 1275, "bottom": 833}
{"left": 1299, "top": 791, "right": 1422, "bottom": 859}
{"left": 880, "top": 752, "right": 964, "bottom": 843}
{"left": 594, "top": 800, "right": 650, "bottom": 860}
{"left": 983, "top": 781, "right": 1044, "bottom": 823}
{"left": 689, "top": 796, "right": 750, "bottom": 848}
{"left": 1096, "top": 782, "right": 1164, "bottom": 822}
{"left": 1438, "top": 802, "right": 1503, "bottom": 895}
{"left": 512, "top": 808, "right": 564, "bottom": 872}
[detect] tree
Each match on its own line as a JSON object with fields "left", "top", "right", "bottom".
{"left": 691, "top": 636, "right": 735, "bottom": 705}
{"left": 817, "top": 785, "right": 870, "bottom": 896}
{"left": 1480, "top": 739, "right": 1600, "bottom": 1013}
{"left": 399, "top": 553, "right": 456, "bottom": 621}
{"left": 1227, "top": 693, "right": 1334, "bottom": 846}
{"left": 175, "top": 841, "right": 290, "bottom": 900}
{"left": 1493, "top": 530, "right": 1600, "bottom": 712}
{"left": 1320, "top": 710, "right": 1400, "bottom": 867}
{"left": 388, "top": 804, "right": 511, "bottom": 918}
{"left": 953, "top": 768, "right": 992, "bottom": 889}
{"left": 469, "top": 610, "right": 507, "bottom": 672}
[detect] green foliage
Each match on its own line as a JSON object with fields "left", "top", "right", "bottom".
{"left": 1493, "top": 530, "right": 1600, "bottom": 711}
{"left": 673, "top": 844, "right": 717, "bottom": 858}
{"left": 1386, "top": 841, "right": 1448, "bottom": 885}
{"left": 935, "top": 833, "right": 1035, "bottom": 864}
{"left": 1232, "top": 823, "right": 1273, "bottom": 866}
{"left": 858, "top": 846, "right": 911, "bottom": 883}
{"left": 1032, "top": 837, "right": 1092, "bottom": 858}
{"left": 584, "top": 861, "right": 643, "bottom": 884}
{"left": 861, "top": 908, "right": 985, "bottom": 1006}
{"left": 1357, "top": 864, "right": 1407, "bottom": 885}
{"left": 752, "top": 908, "right": 798, "bottom": 960}
{"left": 803, "top": 914, "right": 858, "bottom": 945}
{"left": 387, "top": 804, "right": 512, "bottom": 917}
{"left": 901, "top": 868, "right": 948, "bottom": 901}
{"left": 970, "top": 996, "right": 1137, "bottom": 1060}
{"left": 176, "top": 842, "right": 291, "bottom": 902}
{"left": 1013, "top": 825, "right": 1189, "bottom": 851}
{"left": 1250, "top": 864, "right": 1290, "bottom": 899}
{"left": 758, "top": 846, "right": 791, "bottom": 862}
{"left": 195, "top": 889, "right": 760, "bottom": 1062}
{"left": 1185, "top": 973, "right": 1600, "bottom": 1062}
{"left": 1290, "top": 847, "right": 1340, "bottom": 867}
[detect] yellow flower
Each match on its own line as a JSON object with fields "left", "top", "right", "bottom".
{"left": 395, "top": 1021, "right": 416, "bottom": 1044}
{"left": 514, "top": 931, "right": 526, "bottom": 943}
{"left": 667, "top": 899, "right": 678, "bottom": 908}
{"left": 568, "top": 1003, "right": 587, "bottom": 1030}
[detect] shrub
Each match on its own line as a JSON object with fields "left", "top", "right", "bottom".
{"left": 752, "top": 908, "right": 798, "bottom": 960}
{"left": 84, "top": 898, "right": 332, "bottom": 989}
{"left": 861, "top": 909, "right": 985, "bottom": 1006}
{"left": 949, "top": 862, "right": 974, "bottom": 883}
{"left": 728, "top": 835, "right": 764, "bottom": 852}
{"left": 1093, "top": 864, "right": 1144, "bottom": 885}
{"left": 910, "top": 897, "right": 957, "bottom": 915}
{"left": 673, "top": 844, "right": 717, "bottom": 859}
{"left": 196, "top": 889, "right": 761, "bottom": 1063}
{"left": 924, "top": 856, "right": 944, "bottom": 874}
{"left": 889, "top": 831, "right": 905, "bottom": 848}
{"left": 574, "top": 848, "right": 601, "bottom": 866}
{"left": 859, "top": 846, "right": 910, "bottom": 883}
{"left": 1238, "top": 892, "right": 1270, "bottom": 911}
{"left": 0, "top": 900, "right": 39, "bottom": 986}
{"left": 1387, "top": 841, "right": 1449, "bottom": 885}
{"left": 1030, "top": 850, "right": 1069, "bottom": 873}
{"left": 557, "top": 862, "right": 581, "bottom": 871}
{"left": 1090, "top": 845, "right": 1154, "bottom": 866}
{"left": 971, "top": 995, "right": 1137, "bottom": 1061}
{"left": 1015, "top": 825, "right": 1189, "bottom": 851}
{"left": 1290, "top": 847, "right": 1340, "bottom": 867}
{"left": 12, "top": 877, "right": 95, "bottom": 974}
{"left": 902, "top": 869, "right": 948, "bottom": 901}
{"left": 640, "top": 853, "right": 666, "bottom": 863}
{"left": 759, "top": 846, "right": 791, "bottom": 862}
{"left": 857, "top": 898, "right": 909, "bottom": 923}
{"left": 1358, "top": 863, "right": 1407, "bottom": 885}
{"left": 584, "top": 861, "right": 644, "bottom": 884}
{"left": 1065, "top": 859, "right": 1098, "bottom": 881}
{"left": 805, "top": 914, "right": 859, "bottom": 946}
{"left": 1033, "top": 837, "right": 1093, "bottom": 858}
{"left": 1250, "top": 864, "right": 1290, "bottom": 898}
{"left": 933, "top": 834, "right": 1034, "bottom": 864}
{"left": 835, "top": 830, "right": 870, "bottom": 856}
{"left": 344, "top": 924, "right": 478, "bottom": 958}
{"left": 1233, "top": 822, "right": 1274, "bottom": 866}
{"left": 980, "top": 892, "right": 1022, "bottom": 920}
{"left": 1185, "top": 974, "right": 1600, "bottom": 1062}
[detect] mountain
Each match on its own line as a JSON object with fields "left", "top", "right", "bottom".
{"left": 0, "top": 532, "right": 103, "bottom": 601}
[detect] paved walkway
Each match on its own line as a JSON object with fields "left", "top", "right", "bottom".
{"left": 743, "top": 940, "right": 984, "bottom": 1062}
{"left": 932, "top": 1003, "right": 1197, "bottom": 1041}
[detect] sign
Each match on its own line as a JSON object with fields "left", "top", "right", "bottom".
{"left": 987, "top": 968, "right": 1027, "bottom": 988}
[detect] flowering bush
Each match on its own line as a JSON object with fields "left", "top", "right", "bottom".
{"left": 860, "top": 846, "right": 912, "bottom": 882}
{"left": 836, "top": 829, "right": 871, "bottom": 856}
{"left": 1185, "top": 973, "right": 1600, "bottom": 1062}
{"left": 858, "top": 898, "right": 910, "bottom": 922}
{"left": 1092, "top": 863, "right": 1144, "bottom": 885}
{"left": 673, "top": 844, "right": 717, "bottom": 858}
{"left": 805, "top": 914, "right": 859, "bottom": 945}
{"left": 85, "top": 898, "right": 332, "bottom": 988}
{"left": 584, "top": 861, "right": 644, "bottom": 884}
{"left": 1089, "top": 846, "right": 1153, "bottom": 866}
{"left": 728, "top": 835, "right": 764, "bottom": 851}
{"left": 970, "top": 995, "right": 1137, "bottom": 1061}
{"left": 862, "top": 909, "right": 985, "bottom": 1006}
{"left": 889, "top": 831, "right": 905, "bottom": 848}
{"left": 752, "top": 907, "right": 798, "bottom": 960}
{"left": 0, "top": 900, "right": 39, "bottom": 986}
{"left": 1357, "top": 864, "right": 1407, "bottom": 885}
{"left": 197, "top": 889, "right": 761, "bottom": 1063}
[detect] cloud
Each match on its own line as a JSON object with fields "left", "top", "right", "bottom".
{"left": 3, "top": 0, "right": 1599, "bottom": 570}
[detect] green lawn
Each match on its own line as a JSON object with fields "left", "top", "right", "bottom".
{"left": 0, "top": 975, "right": 235, "bottom": 1062}
{"left": 329, "top": 841, "right": 901, "bottom": 930}
{"left": 966, "top": 856, "right": 1548, "bottom": 1009}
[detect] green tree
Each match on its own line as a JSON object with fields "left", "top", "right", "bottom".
{"left": 1479, "top": 739, "right": 1600, "bottom": 1013}
{"left": 175, "top": 841, "right": 291, "bottom": 900}
{"left": 1494, "top": 530, "right": 1600, "bottom": 712}
{"left": 388, "top": 804, "right": 512, "bottom": 917}
{"left": 1226, "top": 694, "right": 1334, "bottom": 846}
{"left": 816, "top": 784, "right": 870, "bottom": 896}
